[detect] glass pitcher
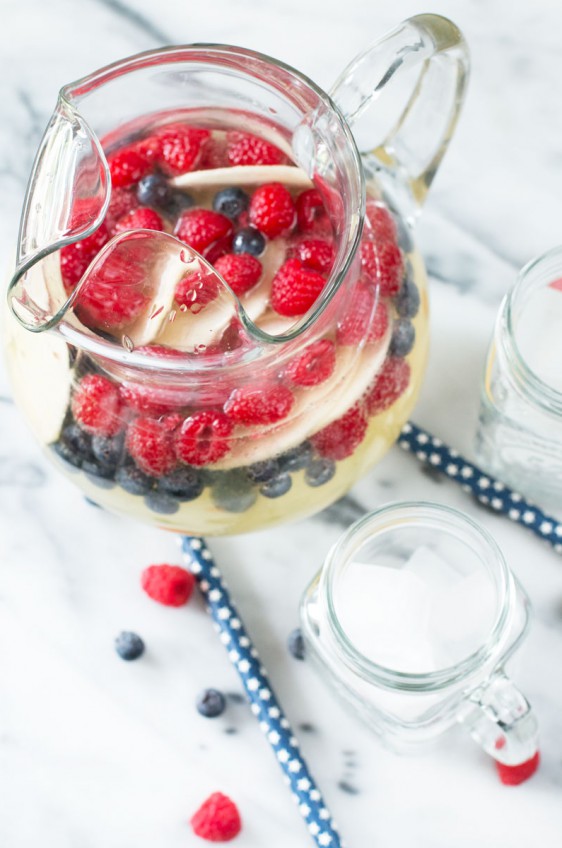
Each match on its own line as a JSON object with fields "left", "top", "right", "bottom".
{"left": 3, "top": 15, "right": 468, "bottom": 535}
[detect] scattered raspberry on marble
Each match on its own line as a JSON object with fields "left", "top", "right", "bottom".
{"left": 141, "top": 563, "right": 196, "bottom": 607}
{"left": 71, "top": 374, "right": 122, "bottom": 437}
{"left": 249, "top": 182, "right": 295, "bottom": 238}
{"left": 191, "top": 792, "right": 242, "bottom": 842}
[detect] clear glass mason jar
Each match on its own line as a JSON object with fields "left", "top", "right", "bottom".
{"left": 475, "top": 246, "right": 562, "bottom": 516}
{"left": 300, "top": 503, "right": 539, "bottom": 775}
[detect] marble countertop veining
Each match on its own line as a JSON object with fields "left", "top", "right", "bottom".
{"left": 2, "top": 1, "right": 562, "bottom": 846}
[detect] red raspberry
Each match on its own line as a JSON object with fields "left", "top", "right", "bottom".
{"left": 249, "top": 183, "right": 295, "bottom": 238}
{"left": 175, "top": 209, "right": 234, "bottom": 256}
{"left": 154, "top": 124, "right": 211, "bottom": 176}
{"left": 176, "top": 411, "right": 233, "bottom": 466}
{"left": 71, "top": 374, "right": 122, "bottom": 437}
{"left": 60, "top": 223, "right": 110, "bottom": 287}
{"left": 360, "top": 240, "right": 403, "bottom": 297}
{"left": 114, "top": 207, "right": 164, "bottom": 233}
{"left": 296, "top": 189, "right": 328, "bottom": 232}
{"left": 203, "top": 234, "right": 234, "bottom": 265}
{"left": 271, "top": 258, "right": 326, "bottom": 317}
{"left": 336, "top": 285, "right": 389, "bottom": 346}
{"left": 190, "top": 792, "right": 242, "bottom": 842}
{"left": 311, "top": 403, "right": 368, "bottom": 460}
{"left": 214, "top": 253, "right": 262, "bottom": 296}
{"left": 284, "top": 339, "right": 336, "bottom": 387}
{"left": 292, "top": 238, "right": 334, "bottom": 274}
{"left": 104, "top": 188, "right": 139, "bottom": 231}
{"left": 141, "top": 563, "right": 195, "bottom": 607}
{"left": 200, "top": 137, "right": 229, "bottom": 169}
{"left": 364, "top": 356, "right": 411, "bottom": 416}
{"left": 226, "top": 131, "right": 287, "bottom": 166}
{"left": 224, "top": 383, "right": 294, "bottom": 426}
{"left": 135, "top": 344, "right": 187, "bottom": 360}
{"left": 175, "top": 271, "right": 221, "bottom": 312}
{"left": 76, "top": 283, "right": 148, "bottom": 330}
{"left": 126, "top": 417, "right": 177, "bottom": 476}
{"left": 107, "top": 145, "right": 152, "bottom": 187}
{"left": 495, "top": 751, "right": 540, "bottom": 786}
{"left": 364, "top": 201, "right": 397, "bottom": 244}
{"left": 119, "top": 383, "right": 177, "bottom": 417}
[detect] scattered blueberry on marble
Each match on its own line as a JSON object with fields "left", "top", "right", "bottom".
{"left": 287, "top": 628, "right": 306, "bottom": 661}
{"left": 305, "top": 456, "right": 336, "bottom": 487}
{"left": 144, "top": 490, "right": 180, "bottom": 514}
{"left": 246, "top": 458, "right": 281, "bottom": 484}
{"left": 389, "top": 318, "right": 416, "bottom": 357}
{"left": 278, "top": 441, "right": 313, "bottom": 472}
{"left": 213, "top": 187, "right": 249, "bottom": 220}
{"left": 232, "top": 226, "right": 266, "bottom": 256}
{"left": 116, "top": 463, "right": 154, "bottom": 495}
{"left": 260, "top": 472, "right": 292, "bottom": 499}
{"left": 115, "top": 630, "right": 145, "bottom": 661}
{"left": 395, "top": 276, "right": 420, "bottom": 319}
{"left": 211, "top": 470, "right": 257, "bottom": 513}
{"left": 157, "top": 466, "right": 204, "bottom": 501}
{"left": 197, "top": 688, "right": 227, "bottom": 718}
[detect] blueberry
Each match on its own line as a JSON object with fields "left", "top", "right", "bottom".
{"left": 211, "top": 470, "right": 257, "bottom": 513}
{"left": 82, "top": 459, "right": 116, "bottom": 488}
{"left": 144, "top": 490, "right": 180, "bottom": 515}
{"left": 52, "top": 423, "right": 93, "bottom": 470}
{"left": 389, "top": 319, "right": 416, "bottom": 357}
{"left": 157, "top": 466, "right": 204, "bottom": 501}
{"left": 278, "top": 441, "right": 313, "bottom": 472}
{"left": 395, "top": 276, "right": 420, "bottom": 319}
{"left": 213, "top": 187, "right": 249, "bottom": 220}
{"left": 196, "top": 688, "right": 226, "bottom": 718}
{"left": 92, "top": 433, "right": 124, "bottom": 470}
{"left": 305, "top": 457, "right": 336, "bottom": 487}
{"left": 246, "top": 458, "right": 281, "bottom": 484}
{"left": 260, "top": 472, "right": 292, "bottom": 499}
{"left": 137, "top": 173, "right": 173, "bottom": 209}
{"left": 115, "top": 630, "right": 145, "bottom": 661}
{"left": 167, "top": 189, "right": 195, "bottom": 217}
{"left": 287, "top": 628, "right": 306, "bottom": 661}
{"left": 232, "top": 226, "right": 266, "bottom": 257}
{"left": 116, "top": 463, "right": 154, "bottom": 495}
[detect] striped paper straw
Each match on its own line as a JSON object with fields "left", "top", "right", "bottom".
{"left": 181, "top": 536, "right": 343, "bottom": 848}
{"left": 399, "top": 421, "right": 562, "bottom": 552}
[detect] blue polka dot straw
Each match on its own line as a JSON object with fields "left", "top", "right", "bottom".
{"left": 398, "top": 421, "right": 562, "bottom": 551}
{"left": 181, "top": 536, "right": 343, "bottom": 848}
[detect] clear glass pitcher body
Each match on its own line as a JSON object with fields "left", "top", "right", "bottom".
{"left": 3, "top": 16, "right": 468, "bottom": 535}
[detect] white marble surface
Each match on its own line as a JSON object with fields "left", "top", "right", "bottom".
{"left": 2, "top": 1, "right": 562, "bottom": 846}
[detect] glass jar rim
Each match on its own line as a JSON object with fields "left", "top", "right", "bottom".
{"left": 322, "top": 501, "right": 514, "bottom": 692}
{"left": 501, "top": 245, "right": 562, "bottom": 416}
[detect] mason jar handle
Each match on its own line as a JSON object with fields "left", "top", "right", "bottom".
{"left": 329, "top": 14, "right": 469, "bottom": 212}
{"left": 457, "top": 670, "right": 539, "bottom": 781}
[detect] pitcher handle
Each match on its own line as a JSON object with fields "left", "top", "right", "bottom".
{"left": 457, "top": 670, "right": 540, "bottom": 784}
{"left": 329, "top": 13, "right": 469, "bottom": 213}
